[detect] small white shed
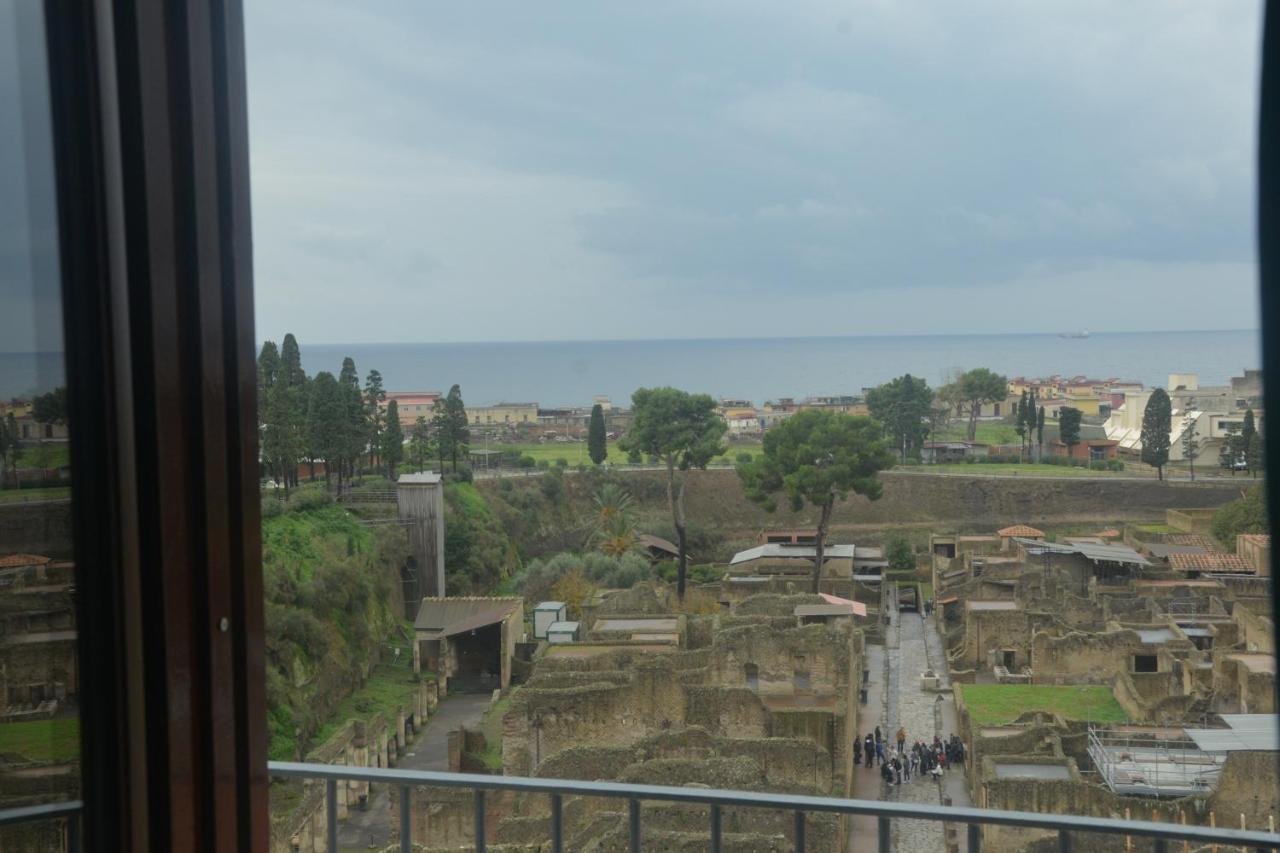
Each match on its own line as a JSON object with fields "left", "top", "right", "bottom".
{"left": 546, "top": 621, "right": 579, "bottom": 644}
{"left": 533, "top": 601, "right": 567, "bottom": 640}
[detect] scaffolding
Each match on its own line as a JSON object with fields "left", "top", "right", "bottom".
{"left": 1087, "top": 727, "right": 1225, "bottom": 798}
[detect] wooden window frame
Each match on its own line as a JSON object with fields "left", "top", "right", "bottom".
{"left": 44, "top": 0, "right": 265, "bottom": 850}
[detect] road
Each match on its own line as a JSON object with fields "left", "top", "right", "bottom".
{"left": 336, "top": 693, "right": 492, "bottom": 851}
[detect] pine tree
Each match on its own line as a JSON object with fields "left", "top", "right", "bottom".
{"left": 587, "top": 403, "right": 608, "bottom": 465}
{"left": 410, "top": 416, "right": 433, "bottom": 472}
{"left": 1242, "top": 409, "right": 1257, "bottom": 449}
{"left": 364, "top": 370, "right": 386, "bottom": 469}
{"left": 1181, "top": 414, "right": 1201, "bottom": 481}
{"left": 1035, "top": 405, "right": 1045, "bottom": 461}
{"left": 1139, "top": 388, "right": 1172, "bottom": 480}
{"left": 338, "top": 358, "right": 364, "bottom": 488}
{"left": 280, "top": 333, "right": 306, "bottom": 388}
{"left": 1220, "top": 425, "right": 1240, "bottom": 475}
{"left": 443, "top": 385, "right": 469, "bottom": 472}
{"left": 381, "top": 400, "right": 405, "bottom": 478}
{"left": 1014, "top": 391, "right": 1029, "bottom": 461}
{"left": 1246, "top": 431, "right": 1264, "bottom": 479}
{"left": 306, "top": 372, "right": 343, "bottom": 489}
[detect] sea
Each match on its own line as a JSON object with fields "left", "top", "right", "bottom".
{"left": 0, "top": 329, "right": 1262, "bottom": 406}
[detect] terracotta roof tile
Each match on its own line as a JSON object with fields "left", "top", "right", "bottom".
{"left": 1165, "top": 534, "right": 1216, "bottom": 549}
{"left": 998, "top": 525, "right": 1045, "bottom": 538}
{"left": 1094, "top": 529, "right": 1121, "bottom": 539}
{"left": 1168, "top": 552, "right": 1254, "bottom": 572}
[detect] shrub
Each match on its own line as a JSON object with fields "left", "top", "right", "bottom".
{"left": 883, "top": 534, "right": 914, "bottom": 570}
{"left": 1107, "top": 459, "right": 1125, "bottom": 471}
{"left": 517, "top": 455, "right": 537, "bottom": 469}
{"left": 555, "top": 458, "right": 569, "bottom": 468}
{"left": 261, "top": 498, "right": 285, "bottom": 518}
{"left": 736, "top": 452, "right": 754, "bottom": 465}
{"left": 1212, "top": 484, "right": 1268, "bottom": 543}
{"left": 536, "top": 459, "right": 550, "bottom": 469}
{"left": 1088, "top": 460, "right": 1107, "bottom": 471}
{"left": 290, "top": 488, "right": 334, "bottom": 513}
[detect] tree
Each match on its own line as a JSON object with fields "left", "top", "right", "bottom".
{"left": 364, "top": 370, "right": 386, "bottom": 469}
{"left": 620, "top": 387, "right": 727, "bottom": 600}
{"left": 280, "top": 333, "right": 306, "bottom": 388}
{"left": 381, "top": 400, "right": 404, "bottom": 478}
{"left": 1242, "top": 408, "right": 1257, "bottom": 449}
{"left": 410, "top": 416, "right": 433, "bottom": 472}
{"left": 257, "top": 340, "right": 280, "bottom": 421}
{"left": 31, "top": 387, "right": 67, "bottom": 429}
{"left": 737, "top": 410, "right": 894, "bottom": 593}
{"left": 0, "top": 413, "right": 17, "bottom": 482}
{"left": 883, "top": 534, "right": 914, "bottom": 570}
{"left": 305, "top": 372, "right": 343, "bottom": 489}
{"left": 338, "top": 358, "right": 365, "bottom": 487}
{"left": 261, "top": 380, "right": 303, "bottom": 497}
{"left": 1140, "top": 388, "right": 1172, "bottom": 480}
{"left": 1035, "top": 406, "right": 1046, "bottom": 461}
{"left": 590, "top": 483, "right": 638, "bottom": 556}
{"left": 431, "top": 399, "right": 450, "bottom": 473}
{"left": 1059, "top": 407, "right": 1082, "bottom": 459}
{"left": 953, "top": 368, "right": 1008, "bottom": 441}
{"left": 1220, "top": 425, "right": 1241, "bottom": 475}
{"left": 1013, "top": 391, "right": 1029, "bottom": 460}
{"left": 443, "top": 385, "right": 470, "bottom": 472}
{"left": 865, "top": 373, "right": 933, "bottom": 461}
{"left": 587, "top": 404, "right": 608, "bottom": 465}
{"left": 1246, "top": 431, "right": 1264, "bottom": 479}
{"left": 1181, "top": 414, "right": 1201, "bottom": 481}
{"left": 1211, "top": 484, "right": 1268, "bottom": 542}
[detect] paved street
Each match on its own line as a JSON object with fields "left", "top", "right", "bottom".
{"left": 336, "top": 693, "right": 493, "bottom": 851}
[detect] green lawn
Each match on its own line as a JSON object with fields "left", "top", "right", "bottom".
{"left": 920, "top": 463, "right": 1128, "bottom": 478}
{"left": 0, "top": 486, "right": 71, "bottom": 503}
{"left": 932, "top": 423, "right": 1020, "bottom": 445}
{"left": 491, "top": 441, "right": 762, "bottom": 468}
{"left": 469, "top": 696, "right": 511, "bottom": 772}
{"left": 958, "top": 685, "right": 1126, "bottom": 727}
{"left": 1134, "top": 523, "right": 1175, "bottom": 534}
{"left": 0, "top": 718, "right": 80, "bottom": 764}
{"left": 13, "top": 445, "right": 71, "bottom": 470}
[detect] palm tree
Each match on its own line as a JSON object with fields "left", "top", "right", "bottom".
{"left": 590, "top": 483, "right": 639, "bottom": 556}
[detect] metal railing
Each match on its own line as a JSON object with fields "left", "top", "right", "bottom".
{"left": 0, "top": 800, "right": 82, "bottom": 852}
{"left": 268, "top": 760, "right": 1280, "bottom": 852}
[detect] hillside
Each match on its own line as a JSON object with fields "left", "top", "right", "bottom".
{"left": 261, "top": 490, "right": 410, "bottom": 760}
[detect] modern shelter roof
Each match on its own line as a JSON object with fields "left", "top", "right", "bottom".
{"left": 1013, "top": 537, "right": 1149, "bottom": 566}
{"left": 1186, "top": 715, "right": 1279, "bottom": 752}
{"left": 730, "top": 544, "right": 856, "bottom": 564}
{"left": 414, "top": 597, "right": 521, "bottom": 640}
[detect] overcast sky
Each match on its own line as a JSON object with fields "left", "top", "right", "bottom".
{"left": 245, "top": 1, "right": 1262, "bottom": 345}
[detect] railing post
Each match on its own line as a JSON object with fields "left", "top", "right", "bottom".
{"left": 474, "top": 790, "right": 487, "bottom": 852}
{"left": 1058, "top": 829, "right": 1071, "bottom": 853}
{"left": 968, "top": 821, "right": 981, "bottom": 853}
{"left": 710, "top": 804, "right": 721, "bottom": 853}
{"left": 629, "top": 798, "right": 641, "bottom": 852}
{"left": 399, "top": 785, "right": 411, "bottom": 853}
{"left": 326, "top": 779, "right": 337, "bottom": 852}
{"left": 878, "top": 815, "right": 890, "bottom": 853}
{"left": 551, "top": 793, "right": 563, "bottom": 853}
{"left": 794, "top": 810, "right": 806, "bottom": 852}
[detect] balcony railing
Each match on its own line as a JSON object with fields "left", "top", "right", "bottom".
{"left": 0, "top": 800, "right": 83, "bottom": 852}
{"left": 268, "top": 760, "right": 1280, "bottom": 852}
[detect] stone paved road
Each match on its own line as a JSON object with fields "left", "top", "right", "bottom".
{"left": 336, "top": 693, "right": 493, "bottom": 851}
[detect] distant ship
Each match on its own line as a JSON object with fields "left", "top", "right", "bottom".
{"left": 1058, "top": 331, "right": 1091, "bottom": 339}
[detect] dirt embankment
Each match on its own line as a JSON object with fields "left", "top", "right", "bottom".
{"left": 479, "top": 469, "right": 1244, "bottom": 548}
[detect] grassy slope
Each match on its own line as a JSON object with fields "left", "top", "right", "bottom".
{"left": 958, "top": 684, "right": 1126, "bottom": 726}
{"left": 0, "top": 718, "right": 80, "bottom": 764}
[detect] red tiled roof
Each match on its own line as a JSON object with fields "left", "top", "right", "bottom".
{"left": 0, "top": 554, "right": 51, "bottom": 569}
{"left": 1094, "top": 529, "right": 1121, "bottom": 539}
{"left": 1165, "top": 534, "right": 1216, "bottom": 549}
{"left": 1168, "top": 552, "right": 1254, "bottom": 572}
{"left": 998, "top": 525, "right": 1044, "bottom": 538}
{"left": 1240, "top": 534, "right": 1271, "bottom": 546}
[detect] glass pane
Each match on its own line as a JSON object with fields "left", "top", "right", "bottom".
{"left": 0, "top": 0, "right": 80, "bottom": 846}
{"left": 248, "top": 5, "right": 1272, "bottom": 850}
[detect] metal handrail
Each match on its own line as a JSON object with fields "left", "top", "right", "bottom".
{"left": 0, "top": 800, "right": 82, "bottom": 852}
{"left": 269, "top": 760, "right": 1280, "bottom": 852}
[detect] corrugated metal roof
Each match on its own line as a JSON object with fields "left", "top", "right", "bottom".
{"left": 730, "top": 543, "right": 856, "bottom": 564}
{"left": 414, "top": 597, "right": 522, "bottom": 638}
{"left": 1186, "top": 715, "right": 1279, "bottom": 752}
{"left": 1013, "top": 537, "right": 1149, "bottom": 566}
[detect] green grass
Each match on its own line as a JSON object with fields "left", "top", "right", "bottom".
{"left": 931, "top": 423, "right": 1020, "bottom": 445}
{"left": 921, "top": 463, "right": 1128, "bottom": 477}
{"left": 303, "top": 663, "right": 422, "bottom": 757}
{"left": 0, "top": 486, "right": 71, "bottom": 503}
{"left": 469, "top": 696, "right": 511, "bottom": 772}
{"left": 14, "top": 445, "right": 71, "bottom": 469}
{"left": 1134, "top": 523, "right": 1174, "bottom": 534}
{"left": 493, "top": 441, "right": 763, "bottom": 468}
{"left": 958, "top": 685, "right": 1126, "bottom": 727}
{"left": 0, "top": 718, "right": 80, "bottom": 764}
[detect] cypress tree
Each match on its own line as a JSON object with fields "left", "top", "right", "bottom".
{"left": 1140, "top": 388, "right": 1172, "bottom": 480}
{"left": 307, "top": 372, "right": 343, "bottom": 489}
{"left": 364, "top": 370, "right": 386, "bottom": 469}
{"left": 381, "top": 400, "right": 405, "bottom": 478}
{"left": 443, "top": 385, "right": 469, "bottom": 472}
{"left": 1035, "top": 405, "right": 1045, "bottom": 460}
{"left": 587, "top": 403, "right": 608, "bottom": 465}
{"left": 280, "top": 333, "right": 306, "bottom": 387}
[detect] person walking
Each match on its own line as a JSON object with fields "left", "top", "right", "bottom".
{"left": 853, "top": 736, "right": 862, "bottom": 768}
{"left": 875, "top": 737, "right": 885, "bottom": 767}
{"left": 864, "top": 734, "right": 875, "bottom": 769}
{"left": 896, "top": 726, "right": 906, "bottom": 755}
